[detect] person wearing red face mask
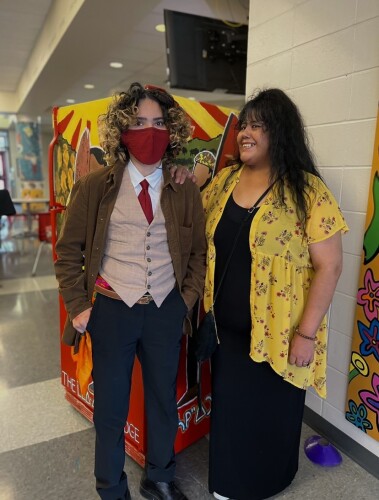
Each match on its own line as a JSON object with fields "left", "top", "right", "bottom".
{"left": 55, "top": 82, "right": 206, "bottom": 500}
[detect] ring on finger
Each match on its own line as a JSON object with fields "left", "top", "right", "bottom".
{"left": 302, "top": 361, "right": 310, "bottom": 366}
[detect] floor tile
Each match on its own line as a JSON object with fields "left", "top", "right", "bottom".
{"left": 0, "top": 289, "right": 60, "bottom": 389}
{"left": 0, "top": 274, "right": 57, "bottom": 295}
{"left": 0, "top": 378, "right": 92, "bottom": 454}
{"left": 0, "top": 240, "right": 55, "bottom": 280}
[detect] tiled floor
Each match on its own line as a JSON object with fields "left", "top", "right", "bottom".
{"left": 1, "top": 235, "right": 379, "bottom": 499}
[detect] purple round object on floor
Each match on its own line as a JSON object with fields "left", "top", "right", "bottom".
{"left": 304, "top": 435, "right": 342, "bottom": 466}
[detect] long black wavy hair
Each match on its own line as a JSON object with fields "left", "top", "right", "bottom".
{"left": 99, "top": 82, "right": 191, "bottom": 167}
{"left": 230, "top": 88, "right": 322, "bottom": 232}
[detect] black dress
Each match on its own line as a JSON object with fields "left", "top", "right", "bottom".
{"left": 209, "top": 194, "right": 306, "bottom": 500}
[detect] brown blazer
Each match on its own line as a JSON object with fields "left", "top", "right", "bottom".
{"left": 55, "top": 161, "right": 206, "bottom": 345}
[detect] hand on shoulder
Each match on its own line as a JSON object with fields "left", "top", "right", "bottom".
{"left": 170, "top": 165, "right": 197, "bottom": 184}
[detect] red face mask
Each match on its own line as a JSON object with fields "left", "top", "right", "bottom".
{"left": 120, "top": 127, "right": 170, "bottom": 165}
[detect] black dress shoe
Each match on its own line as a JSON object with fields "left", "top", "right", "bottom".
{"left": 140, "top": 473, "right": 188, "bottom": 500}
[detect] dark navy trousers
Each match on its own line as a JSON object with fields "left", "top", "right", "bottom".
{"left": 88, "top": 288, "right": 187, "bottom": 499}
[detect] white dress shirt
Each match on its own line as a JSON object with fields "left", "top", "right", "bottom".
{"left": 128, "top": 160, "right": 163, "bottom": 214}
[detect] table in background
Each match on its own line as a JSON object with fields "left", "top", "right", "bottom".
{"left": 12, "top": 198, "right": 50, "bottom": 236}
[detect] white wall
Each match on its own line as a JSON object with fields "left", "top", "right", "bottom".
{"left": 247, "top": 0, "right": 379, "bottom": 457}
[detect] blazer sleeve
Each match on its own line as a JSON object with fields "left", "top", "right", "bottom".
{"left": 54, "top": 177, "right": 93, "bottom": 320}
{"left": 180, "top": 183, "right": 207, "bottom": 310}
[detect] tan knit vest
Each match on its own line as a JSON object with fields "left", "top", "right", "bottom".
{"left": 100, "top": 170, "right": 175, "bottom": 307}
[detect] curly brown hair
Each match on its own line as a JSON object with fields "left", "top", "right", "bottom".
{"left": 99, "top": 82, "right": 192, "bottom": 166}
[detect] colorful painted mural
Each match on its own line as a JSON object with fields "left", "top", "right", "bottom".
{"left": 346, "top": 107, "right": 379, "bottom": 442}
{"left": 15, "top": 120, "right": 46, "bottom": 211}
{"left": 16, "top": 121, "right": 43, "bottom": 182}
{"left": 52, "top": 96, "right": 237, "bottom": 232}
{"left": 50, "top": 92, "right": 238, "bottom": 465}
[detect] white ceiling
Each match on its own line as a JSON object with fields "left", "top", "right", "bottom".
{"left": 0, "top": 0, "right": 249, "bottom": 124}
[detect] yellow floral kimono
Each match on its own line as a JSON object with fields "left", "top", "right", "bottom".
{"left": 202, "top": 165, "right": 348, "bottom": 397}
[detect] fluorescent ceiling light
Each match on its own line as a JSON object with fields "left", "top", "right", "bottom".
{"left": 155, "top": 24, "right": 165, "bottom": 32}
{"left": 110, "top": 62, "right": 123, "bottom": 68}
{"left": 84, "top": 84, "right": 95, "bottom": 89}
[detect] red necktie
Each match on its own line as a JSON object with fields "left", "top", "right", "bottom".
{"left": 138, "top": 179, "right": 153, "bottom": 224}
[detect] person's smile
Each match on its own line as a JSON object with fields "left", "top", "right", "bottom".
{"left": 240, "top": 140, "right": 257, "bottom": 149}
{"left": 237, "top": 122, "right": 270, "bottom": 167}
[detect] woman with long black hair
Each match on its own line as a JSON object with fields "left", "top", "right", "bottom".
{"left": 202, "top": 89, "right": 348, "bottom": 500}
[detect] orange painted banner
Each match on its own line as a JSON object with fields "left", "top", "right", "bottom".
{"left": 346, "top": 107, "right": 379, "bottom": 442}
{"left": 50, "top": 93, "right": 238, "bottom": 464}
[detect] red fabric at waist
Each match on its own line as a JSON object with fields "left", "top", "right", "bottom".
{"left": 95, "top": 274, "right": 122, "bottom": 300}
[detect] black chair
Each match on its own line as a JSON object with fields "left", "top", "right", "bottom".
{"left": 0, "top": 189, "right": 16, "bottom": 216}
{"left": 0, "top": 189, "right": 16, "bottom": 250}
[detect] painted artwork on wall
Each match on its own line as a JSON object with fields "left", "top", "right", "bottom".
{"left": 16, "top": 121, "right": 43, "bottom": 181}
{"left": 346, "top": 107, "right": 379, "bottom": 442}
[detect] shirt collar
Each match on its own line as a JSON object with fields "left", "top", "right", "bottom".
{"left": 127, "top": 159, "right": 163, "bottom": 191}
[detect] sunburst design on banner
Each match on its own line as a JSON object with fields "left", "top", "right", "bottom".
{"left": 51, "top": 92, "right": 239, "bottom": 468}
{"left": 56, "top": 96, "right": 234, "bottom": 151}
{"left": 55, "top": 97, "right": 111, "bottom": 151}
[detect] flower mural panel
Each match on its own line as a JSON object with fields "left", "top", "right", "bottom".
{"left": 357, "top": 319, "right": 379, "bottom": 362}
{"left": 345, "top": 400, "right": 373, "bottom": 433}
{"left": 357, "top": 268, "right": 379, "bottom": 322}
{"left": 359, "top": 374, "right": 379, "bottom": 432}
{"left": 346, "top": 108, "right": 379, "bottom": 441}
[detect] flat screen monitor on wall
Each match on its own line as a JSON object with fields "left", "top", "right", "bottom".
{"left": 164, "top": 10, "right": 248, "bottom": 95}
